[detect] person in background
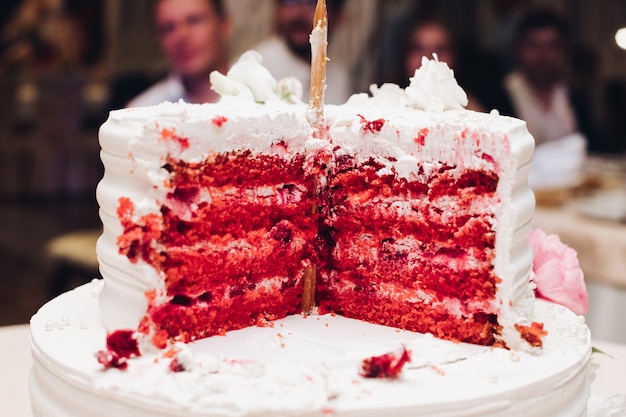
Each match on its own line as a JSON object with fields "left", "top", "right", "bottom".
{"left": 403, "top": 17, "right": 455, "bottom": 79}
{"left": 0, "top": 0, "right": 86, "bottom": 72}
{"left": 483, "top": 0, "right": 526, "bottom": 75}
{"left": 593, "top": 79, "right": 626, "bottom": 154}
{"left": 128, "top": 0, "right": 231, "bottom": 107}
{"left": 394, "top": 11, "right": 484, "bottom": 112}
{"left": 254, "top": 0, "right": 350, "bottom": 104}
{"left": 497, "top": 9, "right": 593, "bottom": 145}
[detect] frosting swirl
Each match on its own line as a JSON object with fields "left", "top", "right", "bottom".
{"left": 210, "top": 51, "right": 303, "bottom": 104}
{"left": 405, "top": 54, "right": 468, "bottom": 112}
{"left": 212, "top": 52, "right": 467, "bottom": 112}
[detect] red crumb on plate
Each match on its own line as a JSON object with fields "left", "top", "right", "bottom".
{"left": 96, "top": 350, "right": 128, "bottom": 370}
{"left": 360, "top": 346, "right": 412, "bottom": 379}
{"left": 106, "top": 329, "right": 140, "bottom": 358}
{"left": 169, "top": 358, "right": 185, "bottom": 373}
{"left": 515, "top": 322, "right": 548, "bottom": 348}
{"left": 431, "top": 365, "right": 445, "bottom": 376}
{"left": 97, "top": 329, "right": 141, "bottom": 370}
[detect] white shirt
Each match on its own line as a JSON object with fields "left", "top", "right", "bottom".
{"left": 254, "top": 35, "right": 351, "bottom": 105}
{"left": 127, "top": 74, "right": 187, "bottom": 108}
{"left": 504, "top": 72, "right": 578, "bottom": 145}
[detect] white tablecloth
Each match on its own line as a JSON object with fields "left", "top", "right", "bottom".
{"left": 2, "top": 324, "right": 625, "bottom": 417}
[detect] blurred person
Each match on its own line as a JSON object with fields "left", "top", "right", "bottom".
{"left": 403, "top": 18, "right": 455, "bottom": 77}
{"left": 483, "top": 0, "right": 526, "bottom": 74}
{"left": 395, "top": 12, "right": 484, "bottom": 111}
{"left": 485, "top": 9, "right": 595, "bottom": 190}
{"left": 254, "top": 0, "right": 350, "bottom": 104}
{"left": 0, "top": 0, "right": 86, "bottom": 72}
{"left": 128, "top": 0, "right": 231, "bottom": 107}
{"left": 593, "top": 79, "right": 626, "bottom": 154}
{"left": 498, "top": 9, "right": 592, "bottom": 145}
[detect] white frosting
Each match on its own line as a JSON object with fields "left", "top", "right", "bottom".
{"left": 210, "top": 50, "right": 303, "bottom": 104}
{"left": 405, "top": 55, "right": 469, "bottom": 112}
{"left": 30, "top": 282, "right": 591, "bottom": 417}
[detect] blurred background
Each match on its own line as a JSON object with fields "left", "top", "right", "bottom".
{"left": 1, "top": 0, "right": 626, "bottom": 342}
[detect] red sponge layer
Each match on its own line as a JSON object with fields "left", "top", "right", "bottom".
{"left": 317, "top": 285, "right": 498, "bottom": 345}
{"left": 149, "top": 278, "right": 304, "bottom": 342}
{"left": 117, "top": 149, "right": 503, "bottom": 346}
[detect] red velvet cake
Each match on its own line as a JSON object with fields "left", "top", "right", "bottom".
{"left": 29, "top": 52, "right": 594, "bottom": 417}
{"left": 27, "top": 0, "right": 598, "bottom": 409}
{"left": 96, "top": 53, "right": 537, "bottom": 352}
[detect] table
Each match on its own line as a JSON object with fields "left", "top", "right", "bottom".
{"left": 2, "top": 324, "right": 625, "bottom": 417}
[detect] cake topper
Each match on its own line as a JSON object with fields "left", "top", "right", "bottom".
{"left": 301, "top": 0, "right": 328, "bottom": 315}
{"left": 308, "top": 0, "right": 328, "bottom": 126}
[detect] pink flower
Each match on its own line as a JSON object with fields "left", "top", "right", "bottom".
{"left": 528, "top": 228, "right": 589, "bottom": 316}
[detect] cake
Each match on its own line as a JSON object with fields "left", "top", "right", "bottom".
{"left": 29, "top": 52, "right": 591, "bottom": 417}
{"left": 96, "top": 52, "right": 537, "bottom": 350}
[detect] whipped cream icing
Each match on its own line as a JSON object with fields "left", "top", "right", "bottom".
{"left": 406, "top": 54, "right": 469, "bottom": 112}
{"left": 210, "top": 51, "right": 303, "bottom": 104}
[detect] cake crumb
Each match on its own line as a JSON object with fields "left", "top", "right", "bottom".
{"left": 515, "top": 322, "right": 547, "bottom": 348}
{"left": 360, "top": 346, "right": 412, "bottom": 379}
{"left": 430, "top": 365, "right": 445, "bottom": 376}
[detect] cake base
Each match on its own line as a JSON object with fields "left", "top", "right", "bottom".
{"left": 30, "top": 281, "right": 591, "bottom": 417}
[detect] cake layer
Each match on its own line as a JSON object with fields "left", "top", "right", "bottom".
{"left": 317, "top": 282, "right": 497, "bottom": 344}
{"left": 30, "top": 282, "right": 591, "bottom": 417}
{"left": 147, "top": 276, "right": 305, "bottom": 341}
{"left": 160, "top": 239, "right": 309, "bottom": 294}
{"left": 324, "top": 233, "right": 496, "bottom": 300}
{"left": 116, "top": 177, "right": 317, "bottom": 291}
{"left": 319, "top": 152, "right": 501, "bottom": 344}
